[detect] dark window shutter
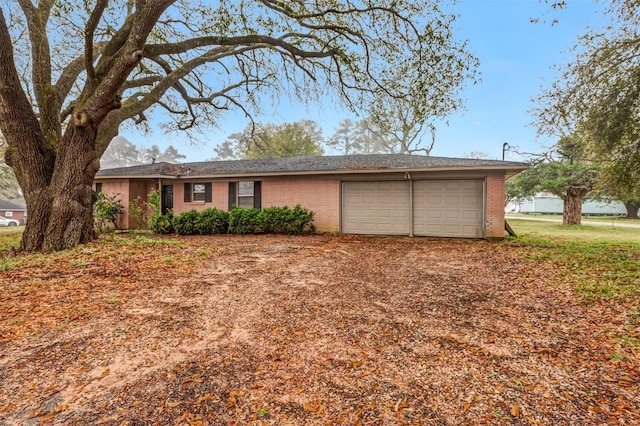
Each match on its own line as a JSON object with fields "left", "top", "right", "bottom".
{"left": 253, "top": 181, "right": 262, "bottom": 209}
{"left": 204, "top": 182, "right": 212, "bottom": 202}
{"left": 228, "top": 182, "right": 236, "bottom": 210}
{"left": 95, "top": 183, "right": 102, "bottom": 194}
{"left": 184, "top": 183, "right": 192, "bottom": 202}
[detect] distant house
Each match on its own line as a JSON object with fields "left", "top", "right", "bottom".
{"left": 0, "top": 199, "right": 27, "bottom": 224}
{"left": 507, "top": 193, "right": 627, "bottom": 215}
{"left": 95, "top": 154, "right": 528, "bottom": 239}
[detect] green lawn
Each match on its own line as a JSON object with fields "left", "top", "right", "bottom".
{"left": 506, "top": 212, "right": 640, "bottom": 225}
{"left": 506, "top": 218, "right": 640, "bottom": 243}
{"left": 0, "top": 227, "right": 22, "bottom": 252}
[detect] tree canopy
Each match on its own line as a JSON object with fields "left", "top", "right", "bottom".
{"left": 506, "top": 137, "right": 599, "bottom": 225}
{"left": 214, "top": 120, "right": 324, "bottom": 160}
{"left": 531, "top": 0, "right": 639, "bottom": 216}
{"left": 0, "top": 0, "right": 479, "bottom": 252}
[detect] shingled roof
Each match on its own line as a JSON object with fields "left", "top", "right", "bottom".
{"left": 0, "top": 199, "right": 26, "bottom": 211}
{"left": 96, "top": 154, "right": 527, "bottom": 179}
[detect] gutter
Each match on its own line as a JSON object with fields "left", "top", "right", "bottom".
{"left": 95, "top": 164, "right": 529, "bottom": 181}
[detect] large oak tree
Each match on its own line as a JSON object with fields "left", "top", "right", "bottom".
{"left": 0, "top": 0, "right": 478, "bottom": 252}
{"left": 532, "top": 0, "right": 639, "bottom": 219}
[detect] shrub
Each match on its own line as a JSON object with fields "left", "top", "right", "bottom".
{"left": 149, "top": 210, "right": 174, "bottom": 234}
{"left": 285, "top": 204, "right": 315, "bottom": 234}
{"left": 94, "top": 192, "right": 124, "bottom": 231}
{"left": 229, "top": 207, "right": 262, "bottom": 234}
{"left": 229, "top": 205, "right": 315, "bottom": 235}
{"left": 173, "top": 210, "right": 200, "bottom": 235}
{"left": 128, "top": 195, "right": 147, "bottom": 229}
{"left": 257, "top": 205, "right": 314, "bottom": 234}
{"left": 151, "top": 205, "right": 315, "bottom": 236}
{"left": 197, "top": 208, "right": 230, "bottom": 234}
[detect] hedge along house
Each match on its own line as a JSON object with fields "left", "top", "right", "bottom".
{"left": 94, "top": 154, "right": 528, "bottom": 238}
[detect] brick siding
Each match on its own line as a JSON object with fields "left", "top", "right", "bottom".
{"left": 485, "top": 174, "right": 505, "bottom": 238}
{"left": 262, "top": 179, "right": 341, "bottom": 233}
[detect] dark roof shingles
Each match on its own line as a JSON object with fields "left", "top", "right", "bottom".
{"left": 97, "top": 154, "right": 527, "bottom": 178}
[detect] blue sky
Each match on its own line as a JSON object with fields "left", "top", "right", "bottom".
{"left": 120, "top": 0, "right": 607, "bottom": 162}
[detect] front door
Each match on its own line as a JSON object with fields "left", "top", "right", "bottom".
{"left": 161, "top": 185, "right": 173, "bottom": 214}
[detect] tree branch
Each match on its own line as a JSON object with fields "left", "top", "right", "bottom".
{"left": 84, "top": 0, "right": 109, "bottom": 88}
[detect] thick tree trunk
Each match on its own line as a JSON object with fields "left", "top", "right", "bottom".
{"left": 562, "top": 188, "right": 584, "bottom": 225}
{"left": 624, "top": 201, "right": 639, "bottom": 219}
{"left": 21, "top": 127, "right": 101, "bottom": 252}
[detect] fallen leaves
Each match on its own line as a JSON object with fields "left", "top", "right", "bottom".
{"left": 0, "top": 234, "right": 638, "bottom": 424}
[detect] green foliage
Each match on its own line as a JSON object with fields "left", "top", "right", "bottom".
{"left": 173, "top": 210, "right": 200, "bottom": 235}
{"left": 258, "top": 205, "right": 316, "bottom": 235}
{"left": 94, "top": 192, "right": 124, "bottom": 231}
{"left": 196, "top": 208, "right": 230, "bottom": 234}
{"left": 532, "top": 1, "right": 640, "bottom": 213}
{"left": 228, "top": 207, "right": 262, "bottom": 234}
{"left": 128, "top": 196, "right": 148, "bottom": 229}
{"left": 152, "top": 206, "right": 316, "bottom": 235}
{"left": 149, "top": 210, "right": 174, "bottom": 235}
{"left": 506, "top": 137, "right": 600, "bottom": 225}
{"left": 215, "top": 120, "right": 325, "bottom": 160}
{"left": 148, "top": 189, "right": 160, "bottom": 213}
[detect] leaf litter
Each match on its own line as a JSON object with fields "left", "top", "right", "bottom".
{"left": 0, "top": 234, "right": 638, "bottom": 425}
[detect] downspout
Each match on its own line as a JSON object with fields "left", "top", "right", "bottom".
{"left": 406, "top": 172, "right": 413, "bottom": 237}
{"left": 482, "top": 178, "right": 487, "bottom": 238}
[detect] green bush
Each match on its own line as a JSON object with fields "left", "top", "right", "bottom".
{"left": 149, "top": 210, "right": 174, "bottom": 234}
{"left": 173, "top": 210, "right": 200, "bottom": 235}
{"left": 150, "top": 205, "right": 315, "bottom": 236}
{"left": 197, "top": 208, "right": 230, "bottom": 234}
{"left": 94, "top": 192, "right": 124, "bottom": 231}
{"left": 229, "top": 207, "right": 262, "bottom": 234}
{"left": 258, "top": 205, "right": 315, "bottom": 234}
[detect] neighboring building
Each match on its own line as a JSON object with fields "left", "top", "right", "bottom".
{"left": 95, "top": 154, "right": 528, "bottom": 239}
{"left": 508, "top": 193, "right": 627, "bottom": 215}
{"left": 0, "top": 199, "right": 27, "bottom": 225}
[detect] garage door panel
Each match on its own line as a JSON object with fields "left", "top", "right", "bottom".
{"left": 413, "top": 180, "right": 483, "bottom": 238}
{"left": 342, "top": 181, "right": 410, "bottom": 235}
{"left": 343, "top": 179, "right": 483, "bottom": 238}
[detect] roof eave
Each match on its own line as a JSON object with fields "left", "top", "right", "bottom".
{"left": 95, "top": 164, "right": 529, "bottom": 180}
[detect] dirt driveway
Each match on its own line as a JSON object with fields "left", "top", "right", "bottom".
{"left": 0, "top": 235, "right": 638, "bottom": 425}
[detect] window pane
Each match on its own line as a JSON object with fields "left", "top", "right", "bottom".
{"left": 238, "top": 181, "right": 254, "bottom": 196}
{"left": 238, "top": 196, "right": 254, "bottom": 209}
{"left": 193, "top": 183, "right": 206, "bottom": 201}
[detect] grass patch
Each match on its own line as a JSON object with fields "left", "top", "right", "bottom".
{"left": 506, "top": 213, "right": 640, "bottom": 225}
{"left": 0, "top": 227, "right": 23, "bottom": 252}
{"left": 507, "top": 219, "right": 640, "bottom": 244}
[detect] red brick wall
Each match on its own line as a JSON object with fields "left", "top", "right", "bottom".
{"left": 262, "top": 179, "right": 341, "bottom": 232}
{"left": 485, "top": 174, "right": 505, "bottom": 238}
{"left": 172, "top": 182, "right": 228, "bottom": 213}
{"left": 100, "top": 179, "right": 131, "bottom": 229}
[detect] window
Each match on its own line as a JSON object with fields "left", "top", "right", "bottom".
{"left": 193, "top": 184, "right": 206, "bottom": 202}
{"left": 228, "top": 181, "right": 261, "bottom": 210}
{"left": 95, "top": 182, "right": 103, "bottom": 193}
{"left": 184, "top": 182, "right": 212, "bottom": 202}
{"left": 238, "top": 181, "right": 254, "bottom": 208}
{"left": 5, "top": 211, "right": 12, "bottom": 217}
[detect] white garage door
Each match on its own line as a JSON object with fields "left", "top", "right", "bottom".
{"left": 413, "top": 180, "right": 483, "bottom": 238}
{"left": 342, "top": 181, "right": 410, "bottom": 235}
